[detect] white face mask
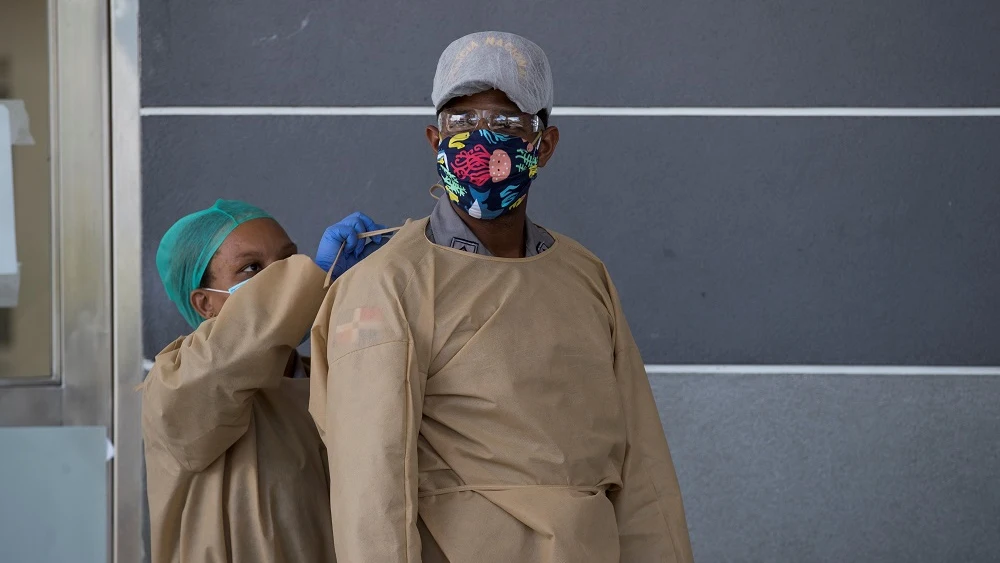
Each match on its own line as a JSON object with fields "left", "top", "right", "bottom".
{"left": 203, "top": 278, "right": 251, "bottom": 295}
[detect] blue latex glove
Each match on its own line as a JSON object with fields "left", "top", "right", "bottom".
{"left": 315, "top": 212, "right": 387, "bottom": 279}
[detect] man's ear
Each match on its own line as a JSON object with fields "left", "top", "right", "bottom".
{"left": 536, "top": 126, "right": 559, "bottom": 167}
{"left": 426, "top": 126, "right": 442, "bottom": 152}
{"left": 190, "top": 289, "right": 216, "bottom": 320}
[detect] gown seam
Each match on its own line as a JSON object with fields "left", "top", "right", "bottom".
{"left": 327, "top": 339, "right": 409, "bottom": 365}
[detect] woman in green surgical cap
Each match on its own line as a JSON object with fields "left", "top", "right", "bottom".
{"left": 141, "top": 200, "right": 384, "bottom": 563}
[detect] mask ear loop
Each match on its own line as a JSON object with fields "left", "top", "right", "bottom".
{"left": 530, "top": 129, "right": 544, "bottom": 152}
{"left": 323, "top": 226, "right": 403, "bottom": 288}
{"left": 429, "top": 183, "right": 446, "bottom": 200}
{"left": 202, "top": 288, "right": 231, "bottom": 295}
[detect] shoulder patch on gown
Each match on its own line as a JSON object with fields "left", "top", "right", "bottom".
{"left": 334, "top": 307, "right": 385, "bottom": 346}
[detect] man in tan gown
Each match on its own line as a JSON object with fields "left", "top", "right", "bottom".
{"left": 310, "top": 32, "right": 694, "bottom": 562}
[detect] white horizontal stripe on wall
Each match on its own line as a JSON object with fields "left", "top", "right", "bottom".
{"left": 644, "top": 364, "right": 1000, "bottom": 376}
{"left": 140, "top": 106, "right": 1000, "bottom": 118}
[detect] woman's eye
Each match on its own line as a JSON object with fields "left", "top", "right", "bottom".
{"left": 241, "top": 263, "right": 262, "bottom": 275}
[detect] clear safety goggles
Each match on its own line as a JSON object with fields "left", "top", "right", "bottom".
{"left": 438, "top": 109, "right": 543, "bottom": 137}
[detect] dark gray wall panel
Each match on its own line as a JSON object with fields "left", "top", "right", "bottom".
{"left": 142, "top": 116, "right": 1000, "bottom": 364}
{"left": 140, "top": 1, "right": 1000, "bottom": 107}
{"left": 651, "top": 373, "right": 1000, "bottom": 563}
{"left": 579, "top": 117, "right": 1000, "bottom": 366}
{"left": 141, "top": 116, "right": 437, "bottom": 354}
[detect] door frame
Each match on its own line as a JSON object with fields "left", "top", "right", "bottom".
{"left": 110, "top": 0, "right": 146, "bottom": 560}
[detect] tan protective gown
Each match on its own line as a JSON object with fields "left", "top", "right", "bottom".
{"left": 142, "top": 256, "right": 337, "bottom": 563}
{"left": 310, "top": 219, "right": 693, "bottom": 563}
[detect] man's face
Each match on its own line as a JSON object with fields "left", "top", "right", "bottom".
{"left": 425, "top": 89, "right": 560, "bottom": 167}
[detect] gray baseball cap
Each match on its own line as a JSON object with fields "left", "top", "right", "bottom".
{"left": 431, "top": 31, "right": 554, "bottom": 117}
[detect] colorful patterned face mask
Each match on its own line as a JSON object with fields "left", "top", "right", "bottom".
{"left": 436, "top": 129, "right": 541, "bottom": 220}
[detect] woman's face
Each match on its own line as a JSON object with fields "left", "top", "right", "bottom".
{"left": 189, "top": 218, "right": 297, "bottom": 321}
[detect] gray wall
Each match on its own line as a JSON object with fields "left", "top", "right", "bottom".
{"left": 139, "top": 2, "right": 1000, "bottom": 561}
{"left": 652, "top": 372, "right": 1000, "bottom": 563}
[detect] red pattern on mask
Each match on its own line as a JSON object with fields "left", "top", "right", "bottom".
{"left": 451, "top": 144, "right": 493, "bottom": 187}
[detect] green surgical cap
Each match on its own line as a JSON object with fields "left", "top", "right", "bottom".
{"left": 156, "top": 199, "right": 273, "bottom": 328}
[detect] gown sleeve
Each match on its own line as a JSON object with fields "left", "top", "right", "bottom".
{"left": 309, "top": 269, "right": 425, "bottom": 563}
{"left": 141, "top": 255, "right": 327, "bottom": 473}
{"left": 605, "top": 274, "right": 695, "bottom": 563}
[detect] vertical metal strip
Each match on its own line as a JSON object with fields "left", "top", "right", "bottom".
{"left": 49, "top": 0, "right": 115, "bottom": 558}
{"left": 52, "top": 0, "right": 112, "bottom": 426}
{"left": 110, "top": 0, "right": 147, "bottom": 560}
